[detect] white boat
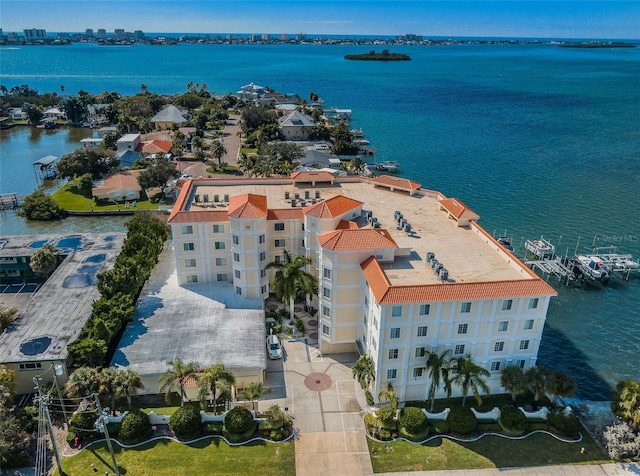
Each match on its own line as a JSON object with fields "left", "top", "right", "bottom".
{"left": 576, "top": 255, "right": 609, "bottom": 282}
{"left": 353, "top": 139, "right": 370, "bottom": 146}
{"left": 497, "top": 237, "right": 515, "bottom": 253}
{"left": 375, "top": 161, "right": 400, "bottom": 173}
{"left": 525, "top": 238, "right": 555, "bottom": 259}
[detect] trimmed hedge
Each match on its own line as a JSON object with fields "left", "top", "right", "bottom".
{"left": 499, "top": 406, "right": 528, "bottom": 435}
{"left": 224, "top": 407, "right": 254, "bottom": 434}
{"left": 118, "top": 410, "right": 152, "bottom": 443}
{"left": 169, "top": 404, "right": 202, "bottom": 439}
{"left": 376, "top": 406, "right": 396, "bottom": 430}
{"left": 446, "top": 406, "right": 477, "bottom": 436}
{"left": 399, "top": 406, "right": 428, "bottom": 434}
{"left": 548, "top": 412, "right": 580, "bottom": 437}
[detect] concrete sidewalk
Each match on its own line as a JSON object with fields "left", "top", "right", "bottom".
{"left": 377, "top": 462, "right": 640, "bottom": 476}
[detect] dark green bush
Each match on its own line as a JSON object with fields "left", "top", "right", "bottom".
{"left": 295, "top": 318, "right": 306, "bottom": 334}
{"left": 258, "top": 419, "right": 291, "bottom": 441}
{"left": 204, "top": 421, "right": 223, "bottom": 435}
{"left": 377, "top": 429, "right": 392, "bottom": 440}
{"left": 364, "top": 412, "right": 377, "bottom": 433}
{"left": 430, "top": 420, "right": 449, "bottom": 434}
{"left": 118, "top": 410, "right": 151, "bottom": 443}
{"left": 399, "top": 406, "right": 428, "bottom": 434}
{"left": 376, "top": 406, "right": 396, "bottom": 430}
{"left": 69, "top": 411, "right": 97, "bottom": 437}
{"left": 224, "top": 407, "right": 254, "bottom": 434}
{"left": 499, "top": 406, "right": 528, "bottom": 435}
{"left": 223, "top": 422, "right": 257, "bottom": 442}
{"left": 365, "top": 390, "right": 374, "bottom": 406}
{"left": 548, "top": 412, "right": 580, "bottom": 437}
{"left": 446, "top": 407, "right": 477, "bottom": 435}
{"left": 169, "top": 404, "right": 202, "bottom": 439}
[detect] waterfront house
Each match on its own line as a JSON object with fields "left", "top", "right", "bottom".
{"left": 279, "top": 110, "right": 316, "bottom": 140}
{"left": 80, "top": 137, "right": 104, "bottom": 149}
{"left": 117, "top": 133, "right": 141, "bottom": 152}
{"left": 150, "top": 105, "right": 189, "bottom": 130}
{"left": 8, "top": 107, "right": 27, "bottom": 121}
{"left": 92, "top": 169, "right": 143, "bottom": 202}
{"left": 237, "top": 82, "right": 266, "bottom": 101}
{"left": 42, "top": 107, "right": 66, "bottom": 121}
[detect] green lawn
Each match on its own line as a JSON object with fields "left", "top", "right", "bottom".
{"left": 52, "top": 183, "right": 162, "bottom": 211}
{"left": 367, "top": 430, "right": 609, "bottom": 472}
{"left": 56, "top": 439, "right": 295, "bottom": 476}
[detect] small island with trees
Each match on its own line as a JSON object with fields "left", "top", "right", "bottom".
{"left": 344, "top": 49, "right": 411, "bottom": 61}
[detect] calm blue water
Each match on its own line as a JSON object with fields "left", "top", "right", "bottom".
{"left": 1, "top": 42, "right": 639, "bottom": 399}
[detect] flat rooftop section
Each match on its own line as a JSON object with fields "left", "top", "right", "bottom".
{"left": 0, "top": 233, "right": 125, "bottom": 363}
{"left": 112, "top": 243, "right": 266, "bottom": 376}
{"left": 183, "top": 178, "right": 528, "bottom": 284}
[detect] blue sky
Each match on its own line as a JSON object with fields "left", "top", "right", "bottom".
{"left": 1, "top": 1, "right": 638, "bottom": 39}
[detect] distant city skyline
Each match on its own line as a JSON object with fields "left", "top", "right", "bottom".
{"left": 1, "top": 1, "right": 638, "bottom": 40}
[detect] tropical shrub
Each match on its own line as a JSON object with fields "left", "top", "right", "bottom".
{"left": 364, "top": 412, "right": 377, "bottom": 433}
{"left": 446, "top": 406, "right": 477, "bottom": 435}
{"left": 499, "top": 406, "right": 528, "bottom": 435}
{"left": 118, "top": 410, "right": 151, "bottom": 443}
{"left": 548, "top": 412, "right": 580, "bottom": 437}
{"left": 20, "top": 190, "right": 62, "bottom": 220}
{"left": 295, "top": 318, "right": 306, "bottom": 334}
{"left": 603, "top": 421, "right": 640, "bottom": 460}
{"left": 169, "top": 404, "right": 202, "bottom": 439}
{"left": 376, "top": 406, "right": 396, "bottom": 430}
{"left": 365, "top": 390, "right": 375, "bottom": 406}
{"left": 258, "top": 406, "right": 291, "bottom": 441}
{"left": 398, "top": 406, "right": 428, "bottom": 434}
{"left": 224, "top": 406, "right": 254, "bottom": 434}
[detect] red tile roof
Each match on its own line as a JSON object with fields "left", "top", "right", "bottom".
{"left": 319, "top": 229, "right": 398, "bottom": 251}
{"left": 336, "top": 220, "right": 359, "bottom": 230}
{"left": 136, "top": 140, "right": 172, "bottom": 154}
{"left": 439, "top": 197, "right": 479, "bottom": 221}
{"left": 228, "top": 194, "right": 268, "bottom": 219}
{"left": 91, "top": 169, "right": 143, "bottom": 196}
{"left": 169, "top": 210, "right": 229, "bottom": 224}
{"left": 167, "top": 179, "right": 193, "bottom": 223}
{"left": 290, "top": 171, "right": 335, "bottom": 182}
{"left": 361, "top": 257, "right": 557, "bottom": 304}
{"left": 267, "top": 208, "right": 305, "bottom": 220}
{"left": 304, "top": 195, "right": 363, "bottom": 218}
{"left": 373, "top": 175, "right": 421, "bottom": 190}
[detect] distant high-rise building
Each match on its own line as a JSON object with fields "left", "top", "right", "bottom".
{"left": 397, "top": 33, "right": 423, "bottom": 42}
{"left": 134, "top": 30, "right": 145, "bottom": 40}
{"left": 23, "top": 28, "right": 47, "bottom": 40}
{"left": 97, "top": 29, "right": 107, "bottom": 39}
{"left": 261, "top": 34, "right": 270, "bottom": 41}
{"left": 114, "top": 28, "right": 125, "bottom": 39}
{"left": 296, "top": 33, "right": 307, "bottom": 41}
{"left": 85, "top": 28, "right": 94, "bottom": 37}
{"left": 279, "top": 34, "right": 289, "bottom": 41}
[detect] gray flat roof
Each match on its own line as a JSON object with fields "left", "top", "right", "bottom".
{"left": 0, "top": 233, "right": 125, "bottom": 363}
{"left": 33, "top": 155, "right": 57, "bottom": 166}
{"left": 112, "top": 245, "right": 266, "bottom": 376}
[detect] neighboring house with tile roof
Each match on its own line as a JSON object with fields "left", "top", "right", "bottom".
{"left": 92, "top": 169, "right": 143, "bottom": 202}
{"left": 279, "top": 110, "right": 317, "bottom": 140}
{"left": 150, "top": 105, "right": 189, "bottom": 130}
{"left": 166, "top": 175, "right": 556, "bottom": 403}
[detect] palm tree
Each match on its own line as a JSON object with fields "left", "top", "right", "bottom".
{"left": 238, "top": 382, "right": 271, "bottom": 412}
{"left": 237, "top": 152, "right": 258, "bottom": 177}
{"left": 113, "top": 368, "right": 145, "bottom": 410}
{"left": 211, "top": 139, "right": 227, "bottom": 166}
{"left": 64, "top": 366, "right": 101, "bottom": 398}
{"left": 524, "top": 366, "right": 548, "bottom": 407}
{"left": 197, "top": 364, "right": 236, "bottom": 413}
{"left": 425, "top": 348, "right": 452, "bottom": 411}
{"left": 452, "top": 354, "right": 490, "bottom": 407}
{"left": 29, "top": 243, "right": 58, "bottom": 276}
{"left": 501, "top": 365, "right": 526, "bottom": 405}
{"left": 158, "top": 358, "right": 199, "bottom": 406}
{"left": 545, "top": 369, "right": 577, "bottom": 406}
{"left": 266, "top": 250, "right": 316, "bottom": 325}
{"left": 612, "top": 379, "right": 640, "bottom": 429}
{"left": 377, "top": 383, "right": 398, "bottom": 413}
{"left": 352, "top": 355, "right": 376, "bottom": 390}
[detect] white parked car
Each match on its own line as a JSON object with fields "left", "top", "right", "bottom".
{"left": 266, "top": 334, "right": 283, "bottom": 360}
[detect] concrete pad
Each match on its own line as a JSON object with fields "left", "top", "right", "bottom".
{"left": 324, "top": 412, "right": 348, "bottom": 432}
{"left": 296, "top": 432, "right": 328, "bottom": 454}
{"left": 328, "top": 452, "right": 365, "bottom": 476}
{"left": 320, "top": 394, "right": 341, "bottom": 412}
{"left": 296, "top": 452, "right": 330, "bottom": 476}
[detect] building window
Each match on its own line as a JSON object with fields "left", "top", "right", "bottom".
{"left": 363, "top": 314, "right": 368, "bottom": 325}
{"left": 416, "top": 326, "right": 428, "bottom": 337}
{"left": 19, "top": 362, "right": 43, "bottom": 370}
{"left": 260, "top": 268, "right": 267, "bottom": 278}
{"left": 274, "top": 239, "right": 286, "bottom": 247}
{"left": 419, "top": 304, "right": 430, "bottom": 315}
{"left": 457, "top": 323, "right": 468, "bottom": 335}
{"left": 274, "top": 222, "right": 285, "bottom": 231}
{"left": 461, "top": 302, "right": 471, "bottom": 313}
{"left": 274, "top": 255, "right": 281, "bottom": 264}
{"left": 213, "top": 224, "right": 225, "bottom": 233}
{"left": 524, "top": 319, "right": 534, "bottom": 330}
{"left": 388, "top": 349, "right": 399, "bottom": 359}
{"left": 454, "top": 344, "right": 465, "bottom": 355}
{"left": 232, "top": 235, "right": 239, "bottom": 245}
{"left": 185, "top": 259, "right": 196, "bottom": 268}
{"left": 502, "top": 299, "right": 513, "bottom": 311}
{"left": 490, "top": 361, "right": 502, "bottom": 372}
{"left": 391, "top": 305, "right": 402, "bottom": 318}
{"left": 364, "top": 295, "right": 368, "bottom": 306}
{"left": 322, "top": 324, "right": 330, "bottom": 336}
{"left": 494, "top": 341, "right": 505, "bottom": 352}
{"left": 215, "top": 257, "right": 227, "bottom": 267}
{"left": 186, "top": 275, "right": 198, "bottom": 283}
{"left": 528, "top": 297, "right": 539, "bottom": 309}
{"left": 498, "top": 320, "right": 509, "bottom": 332}
{"left": 413, "top": 367, "right": 425, "bottom": 378}
{"left": 216, "top": 273, "right": 228, "bottom": 282}
{"left": 415, "top": 347, "right": 427, "bottom": 358}
{"left": 260, "top": 251, "right": 266, "bottom": 261}
{"left": 514, "top": 359, "right": 526, "bottom": 369}
{"left": 323, "top": 267, "right": 331, "bottom": 280}
{"left": 323, "top": 287, "right": 331, "bottom": 299}
{"left": 322, "top": 306, "right": 330, "bottom": 317}
{"left": 390, "top": 328, "right": 400, "bottom": 339}
{"left": 235, "top": 286, "right": 242, "bottom": 295}
{"left": 261, "top": 285, "right": 267, "bottom": 294}
{"left": 181, "top": 225, "right": 193, "bottom": 234}
{"left": 259, "top": 234, "right": 265, "bottom": 244}
{"left": 214, "top": 241, "right": 225, "bottom": 250}
{"left": 387, "top": 369, "right": 397, "bottom": 380}
{"left": 519, "top": 340, "right": 530, "bottom": 351}
{"left": 233, "top": 253, "right": 240, "bottom": 262}
{"left": 234, "top": 270, "right": 241, "bottom": 279}
{"left": 183, "top": 242, "right": 195, "bottom": 251}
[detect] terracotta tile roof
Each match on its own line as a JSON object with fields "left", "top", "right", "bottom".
{"left": 267, "top": 208, "right": 305, "bottom": 220}
{"left": 290, "top": 171, "right": 336, "bottom": 182}
{"left": 138, "top": 140, "right": 172, "bottom": 154}
{"left": 167, "top": 179, "right": 193, "bottom": 223}
{"left": 319, "top": 229, "right": 398, "bottom": 251}
{"left": 373, "top": 175, "right": 421, "bottom": 190}
{"left": 169, "top": 210, "right": 229, "bottom": 224}
{"left": 304, "top": 195, "right": 363, "bottom": 218}
{"left": 228, "top": 194, "right": 268, "bottom": 219}
{"left": 91, "top": 169, "right": 143, "bottom": 196}
{"left": 336, "top": 220, "right": 359, "bottom": 230}
{"left": 361, "top": 256, "right": 557, "bottom": 304}
{"left": 439, "top": 197, "right": 479, "bottom": 221}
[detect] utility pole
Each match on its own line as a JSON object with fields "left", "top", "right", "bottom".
{"left": 33, "top": 377, "right": 66, "bottom": 476}
{"left": 93, "top": 393, "right": 120, "bottom": 476}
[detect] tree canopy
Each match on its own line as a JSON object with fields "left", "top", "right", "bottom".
{"left": 56, "top": 148, "right": 119, "bottom": 179}
{"left": 20, "top": 189, "right": 62, "bottom": 220}
{"left": 29, "top": 243, "right": 59, "bottom": 276}
{"left": 137, "top": 155, "right": 179, "bottom": 193}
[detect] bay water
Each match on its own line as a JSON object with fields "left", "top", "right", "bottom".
{"left": 1, "top": 42, "right": 638, "bottom": 399}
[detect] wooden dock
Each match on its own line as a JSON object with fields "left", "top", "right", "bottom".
{"left": 0, "top": 193, "right": 22, "bottom": 210}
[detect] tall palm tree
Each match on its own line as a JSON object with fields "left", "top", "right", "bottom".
{"left": 64, "top": 366, "right": 101, "bottom": 398}
{"left": 352, "top": 355, "right": 376, "bottom": 390}
{"left": 612, "top": 379, "right": 640, "bottom": 430}
{"left": 377, "top": 383, "right": 398, "bottom": 413}
{"left": 113, "top": 368, "right": 145, "bottom": 410}
{"left": 266, "top": 250, "right": 316, "bottom": 324}
{"left": 545, "top": 369, "right": 577, "bottom": 406}
{"left": 425, "top": 348, "right": 452, "bottom": 411}
{"left": 238, "top": 382, "right": 271, "bottom": 412}
{"left": 501, "top": 365, "right": 526, "bottom": 405}
{"left": 237, "top": 152, "right": 258, "bottom": 177}
{"left": 452, "top": 354, "right": 490, "bottom": 407}
{"left": 158, "top": 358, "right": 200, "bottom": 406}
{"left": 211, "top": 139, "right": 227, "bottom": 166}
{"left": 197, "top": 364, "right": 236, "bottom": 413}
{"left": 524, "top": 366, "right": 548, "bottom": 406}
